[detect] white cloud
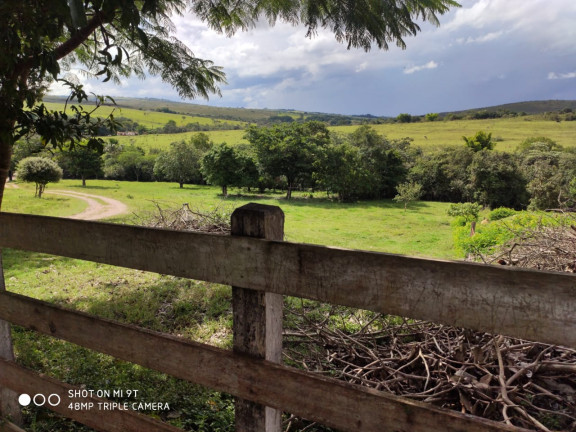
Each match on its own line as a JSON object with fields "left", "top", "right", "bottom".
{"left": 48, "top": 1, "right": 576, "bottom": 116}
{"left": 548, "top": 72, "right": 576, "bottom": 80}
{"left": 404, "top": 61, "right": 438, "bottom": 74}
{"left": 460, "top": 31, "right": 504, "bottom": 44}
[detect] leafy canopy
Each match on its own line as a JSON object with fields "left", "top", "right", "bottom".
{"left": 17, "top": 156, "right": 63, "bottom": 198}
{"left": 0, "top": 0, "right": 460, "bottom": 208}
{"left": 1, "top": 0, "right": 459, "bottom": 136}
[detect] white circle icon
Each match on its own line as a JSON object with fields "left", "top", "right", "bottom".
{"left": 18, "top": 394, "right": 31, "bottom": 406}
{"left": 48, "top": 394, "right": 61, "bottom": 407}
{"left": 33, "top": 393, "right": 46, "bottom": 406}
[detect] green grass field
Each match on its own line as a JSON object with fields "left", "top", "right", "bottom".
{"left": 4, "top": 179, "right": 456, "bottom": 259}
{"left": 107, "top": 117, "right": 576, "bottom": 153}
{"left": 3, "top": 179, "right": 455, "bottom": 431}
{"left": 113, "top": 129, "right": 248, "bottom": 150}
{"left": 333, "top": 117, "right": 576, "bottom": 151}
{"left": 43, "top": 102, "right": 247, "bottom": 129}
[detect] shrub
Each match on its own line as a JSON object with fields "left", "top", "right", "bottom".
{"left": 17, "top": 156, "right": 63, "bottom": 198}
{"left": 453, "top": 212, "right": 561, "bottom": 258}
{"left": 489, "top": 207, "right": 516, "bottom": 221}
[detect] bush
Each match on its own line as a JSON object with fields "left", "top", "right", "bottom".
{"left": 17, "top": 156, "right": 63, "bottom": 198}
{"left": 489, "top": 207, "right": 516, "bottom": 221}
{"left": 453, "top": 212, "right": 560, "bottom": 258}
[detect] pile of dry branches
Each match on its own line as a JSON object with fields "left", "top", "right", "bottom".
{"left": 133, "top": 202, "right": 232, "bottom": 234}
{"left": 284, "top": 217, "right": 576, "bottom": 431}
{"left": 283, "top": 305, "right": 576, "bottom": 431}
{"left": 476, "top": 218, "right": 576, "bottom": 273}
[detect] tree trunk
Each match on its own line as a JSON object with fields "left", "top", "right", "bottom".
{"left": 82, "top": 175, "right": 86, "bottom": 187}
{"left": 179, "top": 181, "right": 184, "bottom": 189}
{"left": 0, "top": 114, "right": 24, "bottom": 425}
{"left": 0, "top": 124, "right": 13, "bottom": 211}
{"left": 222, "top": 184, "right": 228, "bottom": 196}
{"left": 286, "top": 181, "right": 293, "bottom": 200}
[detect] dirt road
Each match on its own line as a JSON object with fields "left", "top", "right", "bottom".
{"left": 46, "top": 190, "right": 128, "bottom": 220}
{"left": 4, "top": 181, "right": 128, "bottom": 220}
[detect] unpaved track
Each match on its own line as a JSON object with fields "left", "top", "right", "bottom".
{"left": 4, "top": 182, "right": 128, "bottom": 220}
{"left": 45, "top": 190, "right": 128, "bottom": 220}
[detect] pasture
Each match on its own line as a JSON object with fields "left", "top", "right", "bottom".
{"left": 42, "top": 102, "right": 247, "bottom": 130}
{"left": 3, "top": 179, "right": 456, "bottom": 259}
{"left": 3, "top": 179, "right": 454, "bottom": 431}
{"left": 332, "top": 117, "right": 576, "bottom": 151}
{"left": 107, "top": 117, "right": 576, "bottom": 153}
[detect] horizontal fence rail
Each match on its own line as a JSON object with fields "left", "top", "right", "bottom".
{"left": 0, "top": 291, "right": 528, "bottom": 432}
{"left": 0, "top": 358, "right": 180, "bottom": 432}
{"left": 1, "top": 212, "right": 575, "bottom": 349}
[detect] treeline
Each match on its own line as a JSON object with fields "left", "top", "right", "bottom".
{"left": 395, "top": 108, "right": 576, "bottom": 123}
{"left": 97, "top": 117, "right": 243, "bottom": 136}
{"left": 12, "top": 123, "right": 576, "bottom": 211}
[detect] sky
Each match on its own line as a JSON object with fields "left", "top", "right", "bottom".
{"left": 50, "top": 0, "right": 576, "bottom": 117}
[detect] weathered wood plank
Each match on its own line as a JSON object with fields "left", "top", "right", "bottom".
{"left": 0, "top": 292, "right": 528, "bottom": 432}
{"left": 0, "top": 359, "right": 182, "bottom": 432}
{"left": 0, "top": 420, "right": 26, "bottom": 432}
{"left": 231, "top": 204, "right": 284, "bottom": 432}
{"left": 1, "top": 212, "right": 575, "bottom": 347}
{"left": 0, "top": 249, "right": 22, "bottom": 426}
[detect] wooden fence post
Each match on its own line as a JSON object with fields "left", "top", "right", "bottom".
{"left": 0, "top": 251, "right": 23, "bottom": 426}
{"left": 231, "top": 203, "right": 283, "bottom": 432}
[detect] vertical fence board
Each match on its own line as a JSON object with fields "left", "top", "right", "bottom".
{"left": 0, "top": 250, "right": 22, "bottom": 426}
{"left": 232, "top": 204, "right": 284, "bottom": 432}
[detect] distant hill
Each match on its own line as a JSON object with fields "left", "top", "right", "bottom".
{"left": 439, "top": 100, "right": 576, "bottom": 117}
{"left": 43, "top": 95, "right": 381, "bottom": 126}
{"left": 44, "top": 95, "right": 576, "bottom": 122}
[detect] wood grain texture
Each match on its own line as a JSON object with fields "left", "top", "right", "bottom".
{"left": 0, "top": 359, "right": 181, "bottom": 432}
{"left": 0, "top": 420, "right": 26, "bottom": 432}
{"left": 231, "top": 204, "right": 284, "bottom": 432}
{"left": 0, "top": 292, "right": 529, "bottom": 432}
{"left": 0, "top": 249, "right": 22, "bottom": 426}
{"left": 1, "top": 212, "right": 575, "bottom": 348}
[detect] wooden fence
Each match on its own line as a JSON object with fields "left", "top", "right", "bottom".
{"left": 0, "top": 203, "right": 575, "bottom": 432}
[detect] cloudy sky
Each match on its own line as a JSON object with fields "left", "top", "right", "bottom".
{"left": 52, "top": 0, "right": 576, "bottom": 116}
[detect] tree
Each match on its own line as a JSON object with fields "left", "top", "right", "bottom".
{"left": 116, "top": 146, "right": 156, "bottom": 182}
{"left": 17, "top": 157, "right": 63, "bottom": 198}
{"left": 425, "top": 113, "right": 439, "bottom": 122}
{"left": 154, "top": 140, "right": 204, "bottom": 188}
{"left": 0, "top": 0, "right": 459, "bottom": 209}
{"left": 519, "top": 145, "right": 576, "bottom": 210}
{"left": 447, "top": 202, "right": 481, "bottom": 236}
{"left": 468, "top": 150, "right": 528, "bottom": 209}
{"left": 201, "top": 143, "right": 253, "bottom": 196}
{"left": 246, "top": 121, "right": 331, "bottom": 199}
{"left": 409, "top": 146, "right": 474, "bottom": 202}
{"left": 349, "top": 126, "right": 408, "bottom": 199}
{"left": 314, "top": 141, "right": 372, "bottom": 202}
{"left": 462, "top": 131, "right": 495, "bottom": 152}
{"left": 57, "top": 145, "right": 103, "bottom": 186}
{"left": 396, "top": 113, "right": 413, "bottom": 123}
{"left": 394, "top": 181, "right": 423, "bottom": 211}
{"left": 516, "top": 136, "right": 563, "bottom": 153}
{"left": 0, "top": 0, "right": 459, "bottom": 421}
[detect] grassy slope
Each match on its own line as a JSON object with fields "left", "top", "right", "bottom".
{"left": 108, "top": 117, "right": 576, "bottom": 152}
{"left": 42, "top": 102, "right": 247, "bottom": 129}
{"left": 332, "top": 117, "right": 576, "bottom": 152}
